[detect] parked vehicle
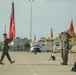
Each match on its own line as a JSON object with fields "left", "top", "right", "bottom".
{"left": 38, "top": 42, "right": 54, "bottom": 52}
{"left": 53, "top": 41, "right": 61, "bottom": 53}
{"left": 30, "top": 44, "right": 41, "bottom": 52}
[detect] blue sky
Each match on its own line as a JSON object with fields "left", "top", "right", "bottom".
{"left": 0, "top": 0, "right": 76, "bottom": 41}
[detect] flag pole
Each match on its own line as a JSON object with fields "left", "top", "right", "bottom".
{"left": 72, "top": 36, "right": 76, "bottom": 63}
{"left": 4, "top": 25, "right": 6, "bottom": 33}
{"left": 69, "top": 19, "right": 76, "bottom": 71}
{"left": 71, "top": 36, "right": 76, "bottom": 72}
{"left": 67, "top": 19, "right": 76, "bottom": 71}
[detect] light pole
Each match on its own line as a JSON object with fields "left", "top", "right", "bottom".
{"left": 4, "top": 25, "right": 6, "bottom": 33}
{"left": 29, "top": 0, "right": 34, "bottom": 44}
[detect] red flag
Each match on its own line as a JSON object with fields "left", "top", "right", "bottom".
{"left": 69, "top": 19, "right": 74, "bottom": 36}
{"left": 34, "top": 35, "right": 36, "bottom": 42}
{"left": 8, "top": 2, "right": 16, "bottom": 39}
{"left": 50, "top": 28, "right": 53, "bottom": 38}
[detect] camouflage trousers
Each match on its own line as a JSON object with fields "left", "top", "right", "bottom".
{"left": 61, "top": 48, "right": 69, "bottom": 63}
{"left": 1, "top": 46, "right": 11, "bottom": 62}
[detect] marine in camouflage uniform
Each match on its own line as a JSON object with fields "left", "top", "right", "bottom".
{"left": 60, "top": 32, "right": 69, "bottom": 65}
{"left": 0, "top": 33, "right": 15, "bottom": 64}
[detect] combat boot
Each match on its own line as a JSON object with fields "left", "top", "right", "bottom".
{"left": 10, "top": 61, "right": 15, "bottom": 64}
{"left": 0, "top": 61, "right": 4, "bottom": 65}
{"left": 61, "top": 62, "right": 68, "bottom": 65}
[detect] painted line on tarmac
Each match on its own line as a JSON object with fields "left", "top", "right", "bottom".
{"left": 19, "top": 54, "right": 29, "bottom": 64}
{"left": 18, "top": 53, "right": 38, "bottom": 75}
{"left": 33, "top": 73, "right": 38, "bottom": 75}
{"left": 30, "top": 69, "right": 35, "bottom": 72}
{"left": 28, "top": 65, "right": 32, "bottom": 68}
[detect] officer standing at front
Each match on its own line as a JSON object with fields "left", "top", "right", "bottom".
{"left": 0, "top": 33, "right": 15, "bottom": 65}
{"left": 60, "top": 32, "right": 69, "bottom": 65}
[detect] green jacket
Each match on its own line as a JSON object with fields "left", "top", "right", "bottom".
{"left": 2, "top": 38, "right": 12, "bottom": 53}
